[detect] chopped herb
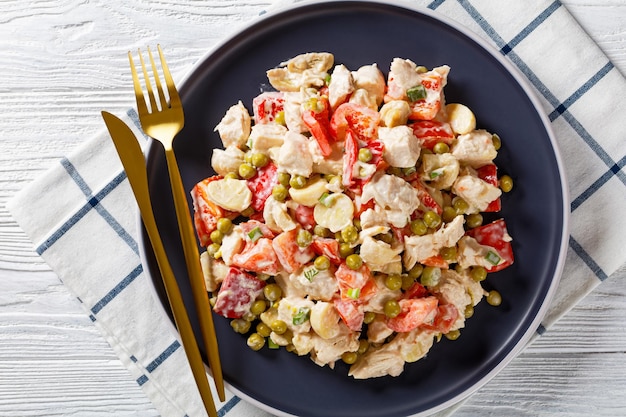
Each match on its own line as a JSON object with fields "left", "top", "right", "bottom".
{"left": 292, "top": 307, "right": 311, "bottom": 325}
{"left": 303, "top": 267, "right": 319, "bottom": 282}
{"left": 247, "top": 226, "right": 263, "bottom": 242}
{"left": 346, "top": 287, "right": 361, "bottom": 300}
{"left": 430, "top": 167, "right": 445, "bottom": 179}
{"left": 268, "top": 338, "right": 280, "bottom": 349}
{"left": 485, "top": 250, "right": 502, "bottom": 266}
{"left": 318, "top": 192, "right": 333, "bottom": 207}
{"left": 407, "top": 84, "right": 427, "bottom": 102}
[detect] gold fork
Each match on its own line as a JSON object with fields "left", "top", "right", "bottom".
{"left": 129, "top": 46, "right": 225, "bottom": 405}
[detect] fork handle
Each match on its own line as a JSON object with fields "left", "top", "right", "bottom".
{"left": 164, "top": 148, "right": 225, "bottom": 401}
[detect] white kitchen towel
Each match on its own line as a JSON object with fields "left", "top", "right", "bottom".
{"left": 7, "top": 1, "right": 626, "bottom": 417}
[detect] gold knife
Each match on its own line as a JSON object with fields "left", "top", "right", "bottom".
{"left": 101, "top": 111, "right": 218, "bottom": 417}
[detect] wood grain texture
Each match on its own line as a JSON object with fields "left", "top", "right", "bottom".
{"left": 1, "top": 1, "right": 624, "bottom": 416}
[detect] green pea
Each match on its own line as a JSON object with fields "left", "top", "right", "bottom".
{"left": 423, "top": 210, "right": 442, "bottom": 229}
{"left": 238, "top": 163, "right": 257, "bottom": 179}
{"left": 256, "top": 322, "right": 272, "bottom": 338}
{"left": 383, "top": 274, "right": 402, "bottom": 291}
{"left": 314, "top": 255, "right": 331, "bottom": 271}
{"left": 465, "top": 213, "right": 483, "bottom": 229}
{"left": 313, "top": 225, "right": 330, "bottom": 237}
{"left": 464, "top": 304, "right": 474, "bottom": 319}
{"left": 492, "top": 134, "right": 502, "bottom": 150}
{"left": 251, "top": 152, "right": 269, "bottom": 168}
{"left": 289, "top": 174, "right": 307, "bottom": 189}
{"left": 383, "top": 300, "right": 401, "bottom": 318}
{"left": 263, "top": 283, "right": 282, "bottom": 302}
{"left": 358, "top": 339, "right": 369, "bottom": 355}
{"left": 216, "top": 217, "right": 233, "bottom": 234}
{"left": 376, "top": 232, "right": 394, "bottom": 244}
{"left": 470, "top": 266, "right": 487, "bottom": 282}
{"left": 363, "top": 311, "right": 376, "bottom": 324}
{"left": 296, "top": 229, "right": 313, "bottom": 247}
{"left": 401, "top": 274, "right": 416, "bottom": 291}
{"left": 339, "top": 242, "right": 354, "bottom": 258}
{"left": 207, "top": 242, "right": 221, "bottom": 258}
{"left": 240, "top": 207, "right": 255, "bottom": 217}
{"left": 341, "top": 351, "right": 358, "bottom": 365}
{"left": 278, "top": 172, "right": 291, "bottom": 187}
{"left": 209, "top": 229, "right": 223, "bottom": 245}
{"left": 358, "top": 148, "right": 373, "bottom": 163}
{"left": 500, "top": 175, "right": 514, "bottom": 193}
{"left": 445, "top": 329, "right": 461, "bottom": 341}
{"left": 224, "top": 172, "right": 239, "bottom": 180}
{"left": 231, "top": 319, "right": 251, "bottom": 334}
{"left": 433, "top": 142, "right": 450, "bottom": 154}
{"left": 326, "top": 174, "right": 343, "bottom": 188}
{"left": 420, "top": 266, "right": 441, "bottom": 287}
{"left": 487, "top": 290, "right": 502, "bottom": 306}
{"left": 345, "top": 254, "right": 363, "bottom": 270}
{"left": 407, "top": 264, "right": 424, "bottom": 280}
{"left": 410, "top": 219, "right": 428, "bottom": 236}
{"left": 250, "top": 300, "right": 268, "bottom": 316}
{"left": 341, "top": 225, "right": 359, "bottom": 244}
{"left": 453, "top": 198, "right": 469, "bottom": 214}
{"left": 270, "top": 319, "right": 287, "bottom": 334}
{"left": 416, "top": 65, "right": 428, "bottom": 74}
{"left": 247, "top": 333, "right": 266, "bottom": 351}
{"left": 440, "top": 246, "right": 457, "bottom": 262}
{"left": 387, "top": 167, "right": 403, "bottom": 176}
{"left": 272, "top": 184, "right": 288, "bottom": 201}
{"left": 442, "top": 206, "right": 457, "bottom": 223}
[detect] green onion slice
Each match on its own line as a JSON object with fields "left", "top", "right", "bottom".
{"left": 318, "top": 192, "right": 333, "bottom": 207}
{"left": 407, "top": 84, "right": 427, "bottom": 102}
{"left": 268, "top": 338, "right": 280, "bottom": 349}
{"left": 346, "top": 287, "right": 361, "bottom": 300}
{"left": 247, "top": 226, "right": 263, "bottom": 242}
{"left": 292, "top": 307, "right": 311, "bottom": 325}
{"left": 429, "top": 167, "right": 445, "bottom": 179}
{"left": 485, "top": 250, "right": 502, "bottom": 266}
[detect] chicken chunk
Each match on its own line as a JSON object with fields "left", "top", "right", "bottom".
{"left": 452, "top": 174, "right": 502, "bottom": 213}
{"left": 210, "top": 145, "right": 245, "bottom": 176}
{"left": 361, "top": 172, "right": 420, "bottom": 228}
{"left": 403, "top": 215, "right": 465, "bottom": 269}
{"left": 276, "top": 131, "right": 314, "bottom": 177}
{"left": 378, "top": 125, "right": 421, "bottom": 168}
{"left": 213, "top": 101, "right": 251, "bottom": 148}
{"left": 352, "top": 64, "right": 386, "bottom": 107}
{"left": 328, "top": 64, "right": 354, "bottom": 110}
{"left": 451, "top": 129, "right": 498, "bottom": 168}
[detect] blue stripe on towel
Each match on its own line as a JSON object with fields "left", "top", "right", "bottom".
{"left": 136, "top": 374, "right": 149, "bottom": 386}
{"left": 218, "top": 396, "right": 241, "bottom": 417}
{"left": 571, "top": 155, "right": 626, "bottom": 212}
{"left": 146, "top": 340, "right": 181, "bottom": 373}
{"left": 427, "top": 0, "right": 447, "bottom": 9}
{"left": 500, "top": 1, "right": 561, "bottom": 55}
{"left": 36, "top": 164, "right": 136, "bottom": 255}
{"left": 549, "top": 62, "right": 614, "bottom": 121}
{"left": 569, "top": 236, "right": 608, "bottom": 281}
{"left": 91, "top": 264, "right": 143, "bottom": 314}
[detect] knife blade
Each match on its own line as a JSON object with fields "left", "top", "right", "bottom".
{"left": 101, "top": 111, "right": 218, "bottom": 417}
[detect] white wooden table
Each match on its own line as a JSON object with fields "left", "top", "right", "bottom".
{"left": 1, "top": 1, "right": 624, "bottom": 416}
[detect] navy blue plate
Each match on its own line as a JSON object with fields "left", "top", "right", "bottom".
{"left": 141, "top": 2, "right": 568, "bottom": 416}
